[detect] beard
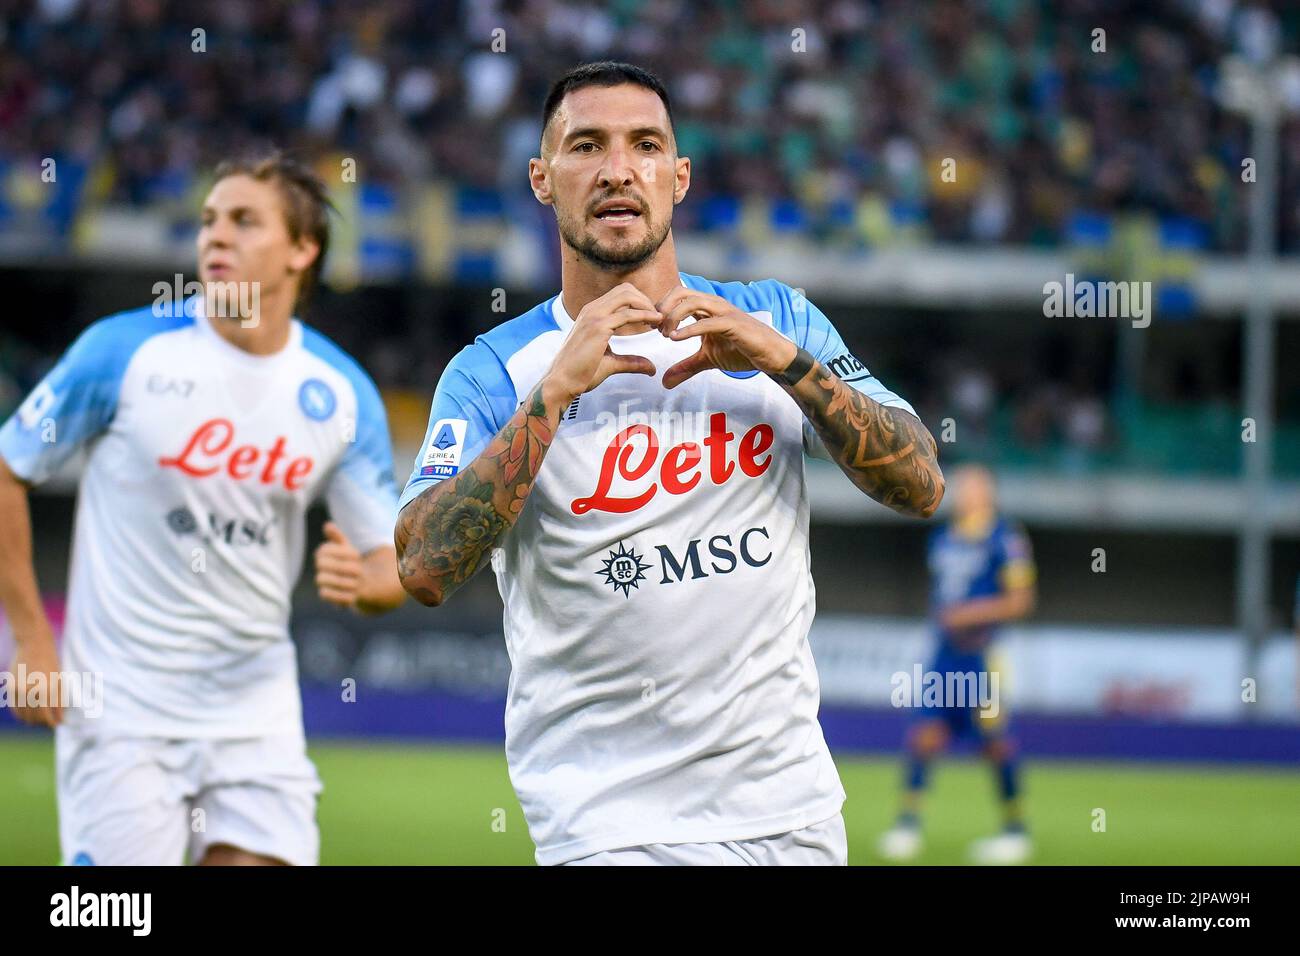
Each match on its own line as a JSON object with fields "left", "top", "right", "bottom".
{"left": 556, "top": 203, "right": 672, "bottom": 271}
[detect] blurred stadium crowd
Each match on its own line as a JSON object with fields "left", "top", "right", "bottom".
{"left": 2, "top": 0, "right": 1299, "bottom": 248}
{"left": 1, "top": 0, "right": 1298, "bottom": 475}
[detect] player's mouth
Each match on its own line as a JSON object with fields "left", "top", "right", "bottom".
{"left": 204, "top": 260, "right": 235, "bottom": 277}
{"left": 592, "top": 199, "right": 643, "bottom": 224}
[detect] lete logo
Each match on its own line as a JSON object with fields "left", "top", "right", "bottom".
{"left": 572, "top": 412, "right": 773, "bottom": 515}
{"left": 159, "top": 418, "right": 314, "bottom": 489}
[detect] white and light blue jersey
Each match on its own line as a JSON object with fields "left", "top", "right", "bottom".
{"left": 401, "top": 272, "right": 917, "bottom": 864}
{"left": 0, "top": 297, "right": 397, "bottom": 737}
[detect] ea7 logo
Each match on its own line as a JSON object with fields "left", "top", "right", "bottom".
{"left": 50, "top": 886, "right": 151, "bottom": 936}
{"left": 147, "top": 374, "right": 195, "bottom": 397}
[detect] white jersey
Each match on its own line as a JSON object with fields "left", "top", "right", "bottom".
{"left": 400, "top": 273, "right": 917, "bottom": 864}
{"left": 0, "top": 297, "right": 397, "bottom": 738}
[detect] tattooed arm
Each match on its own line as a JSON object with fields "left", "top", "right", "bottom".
{"left": 656, "top": 287, "right": 944, "bottom": 519}
{"left": 776, "top": 347, "right": 944, "bottom": 518}
{"left": 396, "top": 283, "right": 662, "bottom": 606}
{"left": 395, "top": 380, "right": 565, "bottom": 606}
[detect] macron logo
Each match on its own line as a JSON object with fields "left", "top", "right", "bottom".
{"left": 50, "top": 886, "right": 151, "bottom": 936}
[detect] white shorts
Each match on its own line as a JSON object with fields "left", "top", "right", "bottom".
{"left": 55, "top": 725, "right": 322, "bottom": 866}
{"left": 562, "top": 813, "right": 848, "bottom": 866}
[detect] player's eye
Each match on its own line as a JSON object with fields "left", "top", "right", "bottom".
{"left": 638, "top": 141, "right": 660, "bottom": 151}
{"left": 574, "top": 142, "right": 598, "bottom": 153}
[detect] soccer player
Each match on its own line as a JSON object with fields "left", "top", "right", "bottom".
{"left": 395, "top": 62, "right": 944, "bottom": 866}
{"left": 0, "top": 153, "right": 405, "bottom": 865}
{"left": 877, "top": 463, "right": 1037, "bottom": 865}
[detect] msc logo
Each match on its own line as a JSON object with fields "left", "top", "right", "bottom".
{"left": 166, "top": 506, "right": 199, "bottom": 535}
{"left": 826, "top": 352, "right": 870, "bottom": 383}
{"left": 298, "top": 379, "right": 336, "bottom": 421}
{"left": 657, "top": 527, "right": 772, "bottom": 583}
{"left": 594, "top": 527, "right": 772, "bottom": 594}
{"left": 165, "top": 505, "right": 276, "bottom": 547}
{"left": 596, "top": 542, "right": 652, "bottom": 597}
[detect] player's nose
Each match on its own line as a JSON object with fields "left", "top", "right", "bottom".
{"left": 203, "top": 231, "right": 233, "bottom": 252}
{"left": 597, "top": 151, "right": 636, "bottom": 189}
{"left": 202, "top": 218, "right": 236, "bottom": 248}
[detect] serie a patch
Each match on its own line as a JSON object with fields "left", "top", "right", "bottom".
{"left": 420, "top": 418, "right": 468, "bottom": 478}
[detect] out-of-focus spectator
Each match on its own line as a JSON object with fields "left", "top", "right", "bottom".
{"left": 0, "top": 0, "right": 1296, "bottom": 252}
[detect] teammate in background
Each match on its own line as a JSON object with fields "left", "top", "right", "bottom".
{"left": 0, "top": 153, "right": 405, "bottom": 865}
{"left": 878, "top": 463, "right": 1036, "bottom": 864}
{"left": 396, "top": 62, "right": 944, "bottom": 866}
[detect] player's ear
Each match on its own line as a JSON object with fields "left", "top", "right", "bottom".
{"left": 289, "top": 237, "right": 320, "bottom": 274}
{"left": 529, "top": 157, "right": 554, "bottom": 206}
{"left": 673, "top": 155, "right": 690, "bottom": 205}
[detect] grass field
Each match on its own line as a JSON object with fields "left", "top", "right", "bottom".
{"left": 3, "top": 735, "right": 1298, "bottom": 865}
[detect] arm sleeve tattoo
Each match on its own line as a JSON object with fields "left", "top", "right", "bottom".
{"left": 394, "top": 382, "right": 560, "bottom": 605}
{"left": 783, "top": 355, "right": 944, "bottom": 517}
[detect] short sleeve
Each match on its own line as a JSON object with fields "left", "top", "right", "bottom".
{"left": 764, "top": 282, "right": 918, "bottom": 458}
{"left": 323, "top": 371, "right": 400, "bottom": 555}
{"left": 398, "top": 343, "right": 516, "bottom": 512}
{"left": 0, "top": 318, "right": 139, "bottom": 484}
{"left": 996, "top": 522, "right": 1036, "bottom": 590}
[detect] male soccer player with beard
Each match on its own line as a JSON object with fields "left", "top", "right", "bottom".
{"left": 396, "top": 62, "right": 944, "bottom": 865}
{"left": 0, "top": 153, "right": 405, "bottom": 865}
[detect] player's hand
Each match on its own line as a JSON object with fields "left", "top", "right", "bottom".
{"left": 656, "top": 288, "right": 798, "bottom": 389}
{"left": 542, "top": 283, "right": 660, "bottom": 404}
{"left": 6, "top": 631, "right": 63, "bottom": 727}
{"left": 314, "top": 521, "right": 364, "bottom": 610}
{"left": 941, "top": 604, "right": 989, "bottom": 632}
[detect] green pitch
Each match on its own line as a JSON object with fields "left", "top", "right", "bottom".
{"left": 2, "top": 735, "right": 1297, "bottom": 865}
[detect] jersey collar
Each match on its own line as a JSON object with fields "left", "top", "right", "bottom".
{"left": 188, "top": 294, "right": 302, "bottom": 365}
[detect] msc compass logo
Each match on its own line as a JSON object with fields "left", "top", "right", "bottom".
{"left": 596, "top": 541, "right": 651, "bottom": 598}
{"left": 166, "top": 506, "right": 199, "bottom": 535}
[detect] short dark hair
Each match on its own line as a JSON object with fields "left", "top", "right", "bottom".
{"left": 541, "top": 61, "right": 673, "bottom": 150}
{"left": 211, "top": 150, "right": 335, "bottom": 305}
